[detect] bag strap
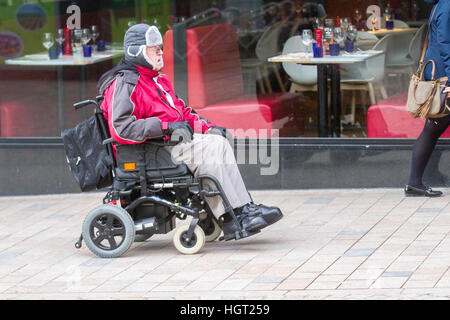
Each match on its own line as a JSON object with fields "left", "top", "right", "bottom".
{"left": 418, "top": 4, "right": 438, "bottom": 70}
{"left": 419, "top": 60, "right": 437, "bottom": 80}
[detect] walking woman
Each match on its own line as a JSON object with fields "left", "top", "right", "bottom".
{"left": 405, "top": 0, "right": 450, "bottom": 197}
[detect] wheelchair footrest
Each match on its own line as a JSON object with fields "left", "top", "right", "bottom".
{"left": 219, "top": 229, "right": 260, "bottom": 241}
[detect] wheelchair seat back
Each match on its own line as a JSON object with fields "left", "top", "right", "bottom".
{"left": 115, "top": 142, "right": 189, "bottom": 181}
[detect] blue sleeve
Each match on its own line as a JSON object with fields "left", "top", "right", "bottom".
{"left": 436, "top": 6, "right": 450, "bottom": 82}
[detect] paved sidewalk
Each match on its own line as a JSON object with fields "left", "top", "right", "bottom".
{"left": 0, "top": 188, "right": 449, "bottom": 300}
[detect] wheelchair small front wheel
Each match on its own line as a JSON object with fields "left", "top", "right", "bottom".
{"left": 199, "top": 218, "right": 222, "bottom": 242}
{"left": 173, "top": 224, "right": 205, "bottom": 255}
{"left": 82, "top": 204, "right": 135, "bottom": 258}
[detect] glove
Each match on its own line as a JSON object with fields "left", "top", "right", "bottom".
{"left": 164, "top": 121, "right": 193, "bottom": 144}
{"left": 207, "top": 126, "right": 230, "bottom": 138}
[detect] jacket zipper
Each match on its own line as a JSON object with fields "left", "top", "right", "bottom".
{"left": 154, "top": 79, "right": 183, "bottom": 119}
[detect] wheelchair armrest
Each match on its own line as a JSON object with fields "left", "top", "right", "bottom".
{"left": 142, "top": 139, "right": 179, "bottom": 147}
{"left": 103, "top": 137, "right": 116, "bottom": 145}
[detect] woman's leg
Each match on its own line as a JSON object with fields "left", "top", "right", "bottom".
{"left": 407, "top": 117, "right": 450, "bottom": 189}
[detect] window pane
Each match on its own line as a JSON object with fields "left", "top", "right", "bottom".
{"left": 0, "top": 0, "right": 435, "bottom": 139}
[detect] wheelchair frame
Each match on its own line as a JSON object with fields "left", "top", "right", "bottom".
{"left": 72, "top": 95, "right": 257, "bottom": 256}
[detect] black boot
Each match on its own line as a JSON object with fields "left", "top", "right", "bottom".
{"left": 241, "top": 203, "right": 283, "bottom": 230}
{"left": 221, "top": 210, "right": 267, "bottom": 241}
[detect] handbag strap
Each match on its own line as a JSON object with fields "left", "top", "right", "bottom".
{"left": 419, "top": 60, "right": 437, "bottom": 80}
{"left": 419, "top": 4, "right": 438, "bottom": 69}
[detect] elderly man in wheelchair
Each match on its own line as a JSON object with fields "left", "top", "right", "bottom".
{"left": 69, "top": 24, "right": 282, "bottom": 257}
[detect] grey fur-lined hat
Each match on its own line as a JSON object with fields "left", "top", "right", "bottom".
{"left": 123, "top": 24, "right": 163, "bottom": 69}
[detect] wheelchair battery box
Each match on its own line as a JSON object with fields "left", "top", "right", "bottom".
{"left": 115, "top": 143, "right": 189, "bottom": 180}
{"left": 134, "top": 202, "right": 175, "bottom": 234}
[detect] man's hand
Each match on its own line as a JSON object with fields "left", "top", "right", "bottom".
{"left": 206, "top": 126, "right": 233, "bottom": 145}
{"left": 164, "top": 121, "right": 193, "bottom": 144}
{"left": 444, "top": 86, "right": 450, "bottom": 94}
{"left": 207, "top": 126, "right": 230, "bottom": 137}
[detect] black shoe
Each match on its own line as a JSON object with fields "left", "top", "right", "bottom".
{"left": 239, "top": 212, "right": 268, "bottom": 231}
{"left": 221, "top": 213, "right": 267, "bottom": 241}
{"left": 404, "top": 185, "right": 443, "bottom": 197}
{"left": 242, "top": 203, "right": 283, "bottom": 228}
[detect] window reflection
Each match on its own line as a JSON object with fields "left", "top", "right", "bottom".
{"left": 0, "top": 0, "right": 435, "bottom": 139}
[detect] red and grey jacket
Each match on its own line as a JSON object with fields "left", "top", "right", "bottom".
{"left": 99, "top": 65, "right": 214, "bottom": 145}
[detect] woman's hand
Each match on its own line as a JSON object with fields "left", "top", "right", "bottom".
{"left": 444, "top": 86, "right": 450, "bottom": 94}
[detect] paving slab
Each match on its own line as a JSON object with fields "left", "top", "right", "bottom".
{"left": 0, "top": 189, "right": 449, "bottom": 300}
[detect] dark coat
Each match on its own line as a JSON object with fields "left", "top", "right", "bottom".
{"left": 423, "top": 0, "right": 450, "bottom": 83}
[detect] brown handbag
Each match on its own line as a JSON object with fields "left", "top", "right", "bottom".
{"left": 406, "top": 5, "right": 449, "bottom": 118}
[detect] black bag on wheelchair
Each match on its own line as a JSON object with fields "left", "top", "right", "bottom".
{"left": 61, "top": 116, "right": 113, "bottom": 191}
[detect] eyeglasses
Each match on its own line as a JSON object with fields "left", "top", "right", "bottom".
{"left": 147, "top": 46, "right": 163, "bottom": 53}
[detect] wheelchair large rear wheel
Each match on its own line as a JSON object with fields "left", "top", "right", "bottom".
{"left": 82, "top": 204, "right": 135, "bottom": 258}
{"left": 173, "top": 224, "right": 205, "bottom": 255}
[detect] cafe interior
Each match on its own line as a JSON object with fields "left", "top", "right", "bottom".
{"left": 0, "top": 0, "right": 437, "bottom": 140}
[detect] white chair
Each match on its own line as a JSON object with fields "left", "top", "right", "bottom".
{"left": 355, "top": 31, "right": 379, "bottom": 50}
{"left": 289, "top": 18, "right": 310, "bottom": 37}
{"left": 383, "top": 26, "right": 424, "bottom": 93}
{"left": 356, "top": 31, "right": 379, "bottom": 40}
{"left": 384, "top": 29, "right": 417, "bottom": 73}
{"left": 281, "top": 35, "right": 318, "bottom": 93}
{"left": 340, "top": 34, "right": 392, "bottom": 124}
{"left": 255, "top": 20, "right": 288, "bottom": 92}
{"left": 223, "top": 7, "right": 241, "bottom": 29}
{"left": 241, "top": 21, "right": 288, "bottom": 93}
{"left": 393, "top": 19, "right": 409, "bottom": 28}
{"left": 408, "top": 23, "right": 428, "bottom": 71}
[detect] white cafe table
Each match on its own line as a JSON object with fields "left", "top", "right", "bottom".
{"left": 368, "top": 27, "right": 418, "bottom": 37}
{"left": 5, "top": 50, "right": 123, "bottom": 132}
{"left": 268, "top": 50, "right": 383, "bottom": 137}
{"left": 5, "top": 50, "right": 123, "bottom": 66}
{"left": 407, "top": 20, "right": 427, "bottom": 28}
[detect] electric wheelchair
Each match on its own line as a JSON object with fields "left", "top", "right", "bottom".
{"left": 70, "top": 96, "right": 258, "bottom": 257}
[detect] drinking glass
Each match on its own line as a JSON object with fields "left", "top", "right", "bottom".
{"left": 91, "top": 25, "right": 99, "bottom": 47}
{"left": 127, "top": 20, "right": 138, "bottom": 28}
{"left": 152, "top": 18, "right": 161, "bottom": 30}
{"left": 324, "top": 27, "right": 333, "bottom": 43}
{"left": 55, "top": 29, "right": 64, "bottom": 54}
{"left": 72, "top": 29, "right": 82, "bottom": 56}
{"left": 302, "top": 29, "right": 313, "bottom": 53}
{"left": 354, "top": 9, "right": 362, "bottom": 29}
{"left": 314, "top": 17, "right": 323, "bottom": 29}
{"left": 81, "top": 28, "right": 91, "bottom": 46}
{"left": 345, "top": 25, "right": 357, "bottom": 53}
{"left": 55, "top": 29, "right": 64, "bottom": 45}
{"left": 347, "top": 25, "right": 357, "bottom": 41}
{"left": 41, "top": 32, "right": 54, "bottom": 59}
{"left": 341, "top": 18, "right": 349, "bottom": 31}
{"left": 325, "top": 18, "right": 334, "bottom": 28}
{"left": 334, "top": 27, "right": 344, "bottom": 44}
{"left": 354, "top": 9, "right": 362, "bottom": 23}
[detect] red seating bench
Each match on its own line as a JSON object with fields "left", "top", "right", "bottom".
{"left": 162, "top": 23, "right": 304, "bottom": 138}
{"left": 0, "top": 101, "right": 58, "bottom": 137}
{"left": 367, "top": 92, "right": 450, "bottom": 138}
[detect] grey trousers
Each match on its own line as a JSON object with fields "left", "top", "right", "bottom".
{"left": 165, "top": 134, "right": 251, "bottom": 219}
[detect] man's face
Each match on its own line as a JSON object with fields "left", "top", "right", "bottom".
{"left": 146, "top": 45, "right": 164, "bottom": 71}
